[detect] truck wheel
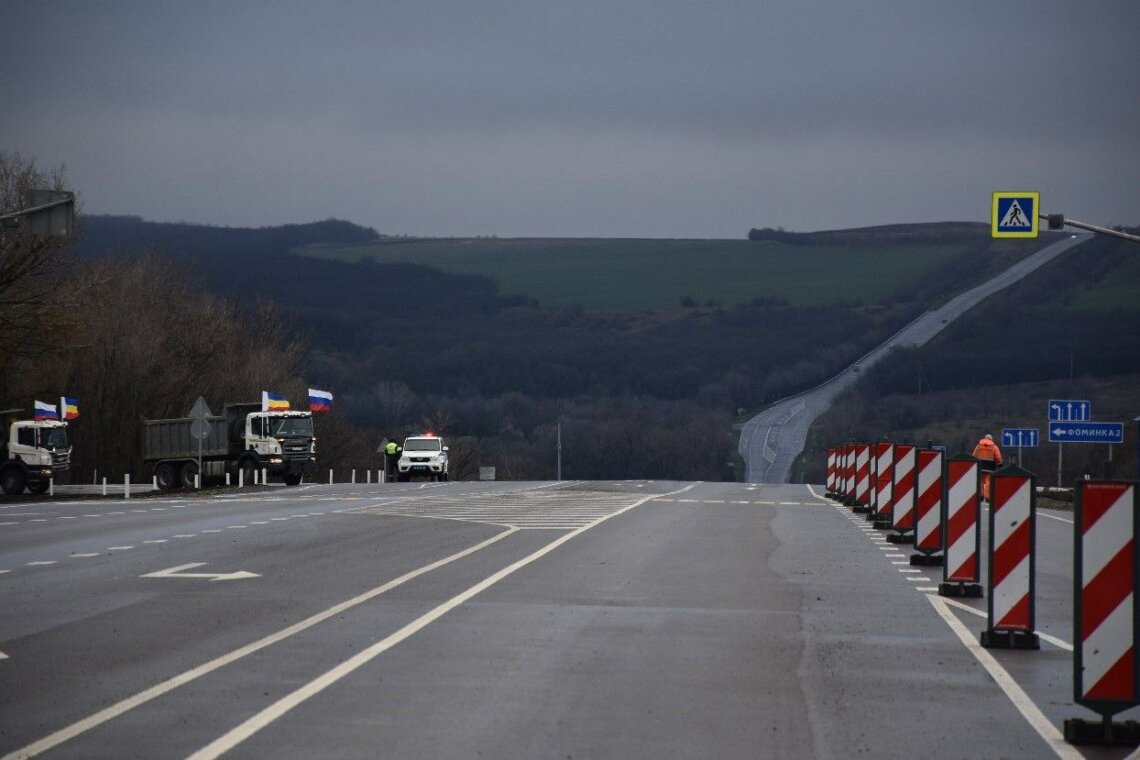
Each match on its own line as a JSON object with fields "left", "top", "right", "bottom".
{"left": 1, "top": 468, "right": 26, "bottom": 495}
{"left": 155, "top": 462, "right": 179, "bottom": 491}
{"left": 179, "top": 462, "right": 199, "bottom": 489}
{"left": 283, "top": 474, "right": 302, "bottom": 486}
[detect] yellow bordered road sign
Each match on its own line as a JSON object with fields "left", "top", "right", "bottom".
{"left": 991, "top": 191, "right": 1040, "bottom": 238}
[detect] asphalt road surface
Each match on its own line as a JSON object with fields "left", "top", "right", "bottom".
{"left": 739, "top": 233, "right": 1094, "bottom": 484}
{"left": 3, "top": 480, "right": 1138, "bottom": 759}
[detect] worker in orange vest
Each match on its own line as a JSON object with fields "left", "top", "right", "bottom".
{"left": 972, "top": 434, "right": 1004, "bottom": 500}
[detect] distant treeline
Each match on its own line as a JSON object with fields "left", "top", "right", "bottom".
{"left": 41, "top": 214, "right": 1132, "bottom": 483}
{"left": 749, "top": 222, "right": 1002, "bottom": 246}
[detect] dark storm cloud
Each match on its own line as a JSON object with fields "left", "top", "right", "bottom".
{"left": 3, "top": 1, "right": 1138, "bottom": 236}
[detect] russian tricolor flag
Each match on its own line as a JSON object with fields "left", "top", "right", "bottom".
{"left": 308, "top": 388, "right": 333, "bottom": 413}
{"left": 261, "top": 391, "right": 290, "bottom": 412}
{"left": 34, "top": 400, "right": 59, "bottom": 420}
{"left": 60, "top": 396, "right": 79, "bottom": 420}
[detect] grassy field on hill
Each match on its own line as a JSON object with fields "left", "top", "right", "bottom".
{"left": 294, "top": 238, "right": 985, "bottom": 311}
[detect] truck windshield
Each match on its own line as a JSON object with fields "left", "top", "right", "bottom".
{"left": 41, "top": 427, "right": 69, "bottom": 450}
{"left": 404, "top": 439, "right": 441, "bottom": 452}
{"left": 271, "top": 417, "right": 314, "bottom": 437}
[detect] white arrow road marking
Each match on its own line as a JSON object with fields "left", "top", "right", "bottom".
{"left": 141, "top": 563, "right": 260, "bottom": 582}
{"left": 0, "top": 649, "right": 8, "bottom": 660}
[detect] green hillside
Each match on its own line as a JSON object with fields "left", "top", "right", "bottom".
{"left": 294, "top": 236, "right": 1016, "bottom": 311}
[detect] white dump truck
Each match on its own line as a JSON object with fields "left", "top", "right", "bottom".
{"left": 396, "top": 435, "right": 449, "bottom": 481}
{"left": 1, "top": 408, "right": 71, "bottom": 495}
{"left": 143, "top": 402, "right": 317, "bottom": 489}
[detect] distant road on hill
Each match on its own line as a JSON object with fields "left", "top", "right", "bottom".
{"left": 738, "top": 233, "right": 1093, "bottom": 484}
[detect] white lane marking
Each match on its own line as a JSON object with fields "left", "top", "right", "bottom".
{"left": 915, "top": 586, "right": 938, "bottom": 592}
{"left": 26, "top": 561, "right": 58, "bottom": 566}
{"left": 905, "top": 577, "right": 931, "bottom": 582}
{"left": 250, "top": 521, "right": 269, "bottom": 525}
{"left": 2, "top": 522, "right": 526, "bottom": 760}
{"left": 107, "top": 546, "right": 133, "bottom": 551}
{"left": 939, "top": 596, "right": 1073, "bottom": 651}
{"left": 140, "top": 563, "right": 259, "bottom": 582}
{"left": 173, "top": 534, "right": 196, "bottom": 539}
{"left": 57, "top": 516, "right": 78, "bottom": 520}
{"left": 1038, "top": 511, "right": 1073, "bottom": 524}
{"left": 142, "top": 540, "right": 168, "bottom": 544}
{"left": 926, "top": 594, "right": 1081, "bottom": 759}
{"left": 186, "top": 483, "right": 701, "bottom": 760}
{"left": 0, "top": 522, "right": 18, "bottom": 526}
{"left": 201, "top": 530, "right": 222, "bottom": 534}
{"left": 70, "top": 553, "right": 100, "bottom": 558}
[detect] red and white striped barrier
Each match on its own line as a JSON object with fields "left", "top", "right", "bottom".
{"left": 843, "top": 444, "right": 855, "bottom": 504}
{"left": 981, "top": 466, "right": 1039, "bottom": 649}
{"left": 1065, "top": 481, "right": 1140, "bottom": 746}
{"left": 887, "top": 444, "right": 916, "bottom": 543}
{"left": 826, "top": 448, "right": 837, "bottom": 496}
{"left": 911, "top": 449, "right": 944, "bottom": 566}
{"left": 871, "top": 442, "right": 894, "bottom": 525}
{"left": 939, "top": 455, "right": 982, "bottom": 598}
{"left": 854, "top": 443, "right": 871, "bottom": 512}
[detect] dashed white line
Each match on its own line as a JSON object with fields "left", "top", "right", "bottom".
{"left": 107, "top": 546, "right": 134, "bottom": 551}
{"left": 71, "top": 553, "right": 100, "bottom": 558}
{"left": 27, "top": 561, "right": 58, "bottom": 566}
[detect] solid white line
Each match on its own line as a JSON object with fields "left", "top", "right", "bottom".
{"left": 1, "top": 525, "right": 523, "bottom": 760}
{"left": 186, "top": 482, "right": 700, "bottom": 760}
{"left": 926, "top": 594, "right": 1080, "bottom": 759}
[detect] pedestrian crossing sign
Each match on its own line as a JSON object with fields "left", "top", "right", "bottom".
{"left": 991, "top": 191, "right": 1040, "bottom": 238}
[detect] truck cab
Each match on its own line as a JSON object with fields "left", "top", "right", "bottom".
{"left": 1, "top": 415, "right": 71, "bottom": 495}
{"left": 229, "top": 406, "right": 317, "bottom": 486}
{"left": 397, "top": 435, "right": 449, "bottom": 482}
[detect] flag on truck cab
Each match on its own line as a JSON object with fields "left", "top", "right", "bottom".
{"left": 308, "top": 388, "right": 333, "bottom": 413}
{"left": 34, "top": 400, "right": 59, "bottom": 420}
{"left": 261, "top": 391, "right": 290, "bottom": 412}
{"left": 60, "top": 396, "right": 79, "bottom": 420}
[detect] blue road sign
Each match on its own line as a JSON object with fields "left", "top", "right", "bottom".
{"left": 1048, "top": 421, "right": 1124, "bottom": 444}
{"left": 1048, "top": 399, "right": 1092, "bottom": 422}
{"left": 1002, "top": 428, "right": 1039, "bottom": 448}
{"left": 992, "top": 192, "right": 1040, "bottom": 238}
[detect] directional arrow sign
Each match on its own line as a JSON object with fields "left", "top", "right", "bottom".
{"left": 1048, "top": 421, "right": 1124, "bottom": 444}
{"left": 1001, "top": 428, "right": 1039, "bottom": 448}
{"left": 141, "top": 562, "right": 260, "bottom": 582}
{"left": 1048, "top": 399, "right": 1092, "bottom": 422}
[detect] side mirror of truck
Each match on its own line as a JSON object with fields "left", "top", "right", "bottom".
{"left": 443, "top": 446, "right": 449, "bottom": 452}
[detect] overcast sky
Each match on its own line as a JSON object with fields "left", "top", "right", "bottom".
{"left": 4, "top": 1, "right": 1138, "bottom": 238}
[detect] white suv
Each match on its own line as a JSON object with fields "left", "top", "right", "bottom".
{"left": 397, "top": 435, "right": 449, "bottom": 482}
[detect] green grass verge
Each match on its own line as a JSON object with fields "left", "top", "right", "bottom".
{"left": 295, "top": 238, "right": 972, "bottom": 312}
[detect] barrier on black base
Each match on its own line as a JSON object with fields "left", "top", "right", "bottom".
{"left": 1064, "top": 480, "right": 1140, "bottom": 747}
{"left": 981, "top": 465, "right": 1039, "bottom": 649}
{"left": 887, "top": 444, "right": 916, "bottom": 544}
{"left": 871, "top": 441, "right": 894, "bottom": 527}
{"left": 911, "top": 448, "right": 945, "bottom": 566}
{"left": 854, "top": 443, "right": 872, "bottom": 513}
{"left": 939, "top": 455, "right": 982, "bottom": 598}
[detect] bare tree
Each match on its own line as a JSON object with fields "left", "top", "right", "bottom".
{"left": 0, "top": 151, "right": 77, "bottom": 359}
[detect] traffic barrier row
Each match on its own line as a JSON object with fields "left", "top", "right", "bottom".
{"left": 824, "top": 443, "right": 1140, "bottom": 746}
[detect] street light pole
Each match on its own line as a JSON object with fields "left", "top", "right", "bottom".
{"left": 1041, "top": 214, "right": 1140, "bottom": 245}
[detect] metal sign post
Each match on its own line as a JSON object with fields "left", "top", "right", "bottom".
{"left": 188, "top": 396, "right": 212, "bottom": 489}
